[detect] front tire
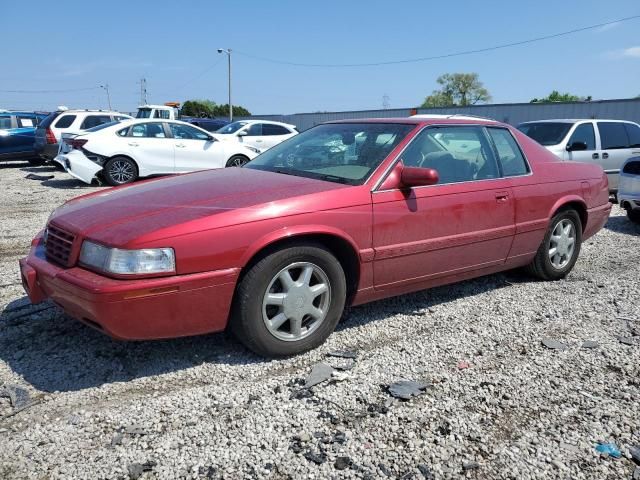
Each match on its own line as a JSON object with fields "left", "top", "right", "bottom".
{"left": 627, "top": 208, "right": 640, "bottom": 224}
{"left": 104, "top": 156, "right": 138, "bottom": 186}
{"left": 226, "top": 155, "right": 250, "bottom": 168}
{"left": 230, "top": 245, "right": 346, "bottom": 357}
{"left": 526, "top": 209, "right": 582, "bottom": 280}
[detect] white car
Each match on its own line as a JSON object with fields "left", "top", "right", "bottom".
{"left": 618, "top": 157, "right": 640, "bottom": 223}
{"left": 56, "top": 119, "right": 260, "bottom": 186}
{"left": 213, "top": 120, "right": 297, "bottom": 151}
{"left": 517, "top": 119, "right": 640, "bottom": 193}
{"left": 34, "top": 109, "right": 132, "bottom": 163}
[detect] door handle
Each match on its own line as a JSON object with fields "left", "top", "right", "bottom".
{"left": 128, "top": 142, "right": 139, "bottom": 147}
{"left": 255, "top": 139, "right": 263, "bottom": 143}
{"left": 602, "top": 152, "right": 609, "bottom": 159}
{"left": 592, "top": 153, "right": 599, "bottom": 159}
{"left": 175, "top": 143, "right": 186, "bottom": 148}
{"left": 495, "top": 191, "right": 509, "bottom": 202}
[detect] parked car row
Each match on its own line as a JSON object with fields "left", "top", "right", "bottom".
{"left": 0, "top": 110, "right": 48, "bottom": 163}
{"left": 20, "top": 116, "right": 613, "bottom": 357}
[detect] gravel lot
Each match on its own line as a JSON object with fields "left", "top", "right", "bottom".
{"left": 1, "top": 161, "right": 639, "bottom": 480}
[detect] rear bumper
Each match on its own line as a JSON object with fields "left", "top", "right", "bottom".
{"left": 35, "top": 143, "right": 59, "bottom": 160}
{"left": 58, "top": 152, "right": 102, "bottom": 184}
{"left": 584, "top": 202, "right": 612, "bottom": 240}
{"left": 19, "top": 238, "right": 240, "bottom": 340}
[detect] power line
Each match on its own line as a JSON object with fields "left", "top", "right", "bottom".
{"left": 0, "top": 86, "right": 101, "bottom": 94}
{"left": 235, "top": 14, "right": 640, "bottom": 68}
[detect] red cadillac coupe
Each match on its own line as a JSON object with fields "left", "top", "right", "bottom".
{"left": 20, "top": 117, "right": 611, "bottom": 356}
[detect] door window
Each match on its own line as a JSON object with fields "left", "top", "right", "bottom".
{"left": 169, "top": 123, "right": 211, "bottom": 140}
{"left": 245, "top": 123, "right": 263, "bottom": 136}
{"left": 53, "top": 115, "right": 77, "bottom": 128}
{"left": 568, "top": 123, "right": 595, "bottom": 150}
{"left": 402, "top": 126, "right": 499, "bottom": 184}
{"left": 153, "top": 110, "right": 171, "bottom": 119}
{"left": 263, "top": 124, "right": 290, "bottom": 135}
{"left": 598, "top": 122, "right": 629, "bottom": 150}
{"left": 17, "top": 116, "right": 35, "bottom": 128}
{"left": 624, "top": 123, "right": 640, "bottom": 148}
{"left": 80, "top": 115, "right": 112, "bottom": 130}
{"left": 0, "top": 116, "right": 12, "bottom": 129}
{"left": 130, "top": 122, "right": 167, "bottom": 138}
{"left": 487, "top": 128, "right": 530, "bottom": 176}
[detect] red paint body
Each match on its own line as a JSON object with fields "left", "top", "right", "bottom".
{"left": 19, "top": 118, "right": 611, "bottom": 340}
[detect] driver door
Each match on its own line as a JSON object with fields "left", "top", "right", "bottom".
{"left": 169, "top": 123, "right": 224, "bottom": 171}
{"left": 372, "top": 125, "right": 515, "bottom": 290}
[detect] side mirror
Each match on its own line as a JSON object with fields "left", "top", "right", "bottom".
{"left": 566, "top": 141, "right": 587, "bottom": 152}
{"left": 401, "top": 166, "right": 439, "bottom": 188}
{"left": 206, "top": 135, "right": 215, "bottom": 142}
{"left": 237, "top": 130, "right": 247, "bottom": 137}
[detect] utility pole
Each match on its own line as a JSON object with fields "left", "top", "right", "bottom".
{"left": 140, "top": 78, "right": 147, "bottom": 105}
{"left": 100, "top": 84, "right": 112, "bottom": 110}
{"left": 217, "top": 48, "right": 232, "bottom": 122}
{"left": 382, "top": 94, "right": 391, "bottom": 109}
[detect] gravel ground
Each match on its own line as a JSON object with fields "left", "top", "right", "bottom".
{"left": 1, "top": 161, "right": 639, "bottom": 480}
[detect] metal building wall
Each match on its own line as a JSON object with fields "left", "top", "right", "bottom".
{"left": 238, "top": 98, "right": 640, "bottom": 131}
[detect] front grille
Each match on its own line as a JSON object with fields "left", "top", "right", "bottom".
{"left": 45, "top": 224, "right": 76, "bottom": 267}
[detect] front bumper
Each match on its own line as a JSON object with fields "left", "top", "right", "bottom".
{"left": 57, "top": 151, "right": 102, "bottom": 184}
{"left": 19, "top": 237, "right": 240, "bottom": 340}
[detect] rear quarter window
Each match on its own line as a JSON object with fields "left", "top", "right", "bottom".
{"left": 598, "top": 122, "right": 629, "bottom": 150}
{"left": 54, "top": 115, "right": 77, "bottom": 129}
{"left": 0, "top": 116, "right": 12, "bottom": 129}
{"left": 487, "top": 128, "right": 530, "bottom": 176}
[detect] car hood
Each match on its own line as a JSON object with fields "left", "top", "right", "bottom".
{"left": 49, "top": 168, "right": 352, "bottom": 247}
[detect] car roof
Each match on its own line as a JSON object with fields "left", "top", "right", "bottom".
{"left": 327, "top": 117, "right": 506, "bottom": 127}
{"left": 519, "top": 119, "right": 638, "bottom": 125}
{"left": 57, "top": 110, "right": 130, "bottom": 115}
{"left": 239, "top": 119, "right": 297, "bottom": 128}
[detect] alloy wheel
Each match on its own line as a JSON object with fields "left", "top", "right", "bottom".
{"left": 548, "top": 218, "right": 576, "bottom": 269}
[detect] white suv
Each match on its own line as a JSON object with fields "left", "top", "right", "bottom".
{"left": 34, "top": 109, "right": 132, "bottom": 163}
{"left": 517, "top": 119, "right": 640, "bottom": 193}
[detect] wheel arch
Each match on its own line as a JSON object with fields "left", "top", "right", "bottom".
{"left": 238, "top": 227, "right": 362, "bottom": 304}
{"left": 549, "top": 196, "right": 588, "bottom": 232}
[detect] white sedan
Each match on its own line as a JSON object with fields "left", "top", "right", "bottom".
{"left": 213, "top": 120, "right": 297, "bottom": 151}
{"left": 56, "top": 119, "right": 260, "bottom": 186}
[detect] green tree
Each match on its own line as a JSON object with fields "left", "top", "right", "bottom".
{"left": 181, "top": 99, "right": 217, "bottom": 117}
{"left": 213, "top": 104, "right": 251, "bottom": 117}
{"left": 421, "top": 73, "right": 491, "bottom": 108}
{"left": 530, "top": 91, "right": 592, "bottom": 103}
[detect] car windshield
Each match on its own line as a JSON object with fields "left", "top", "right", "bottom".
{"left": 85, "top": 121, "right": 119, "bottom": 133}
{"left": 136, "top": 109, "right": 152, "bottom": 119}
{"left": 244, "top": 123, "right": 415, "bottom": 185}
{"left": 517, "top": 122, "right": 572, "bottom": 146}
{"left": 217, "top": 121, "right": 248, "bottom": 134}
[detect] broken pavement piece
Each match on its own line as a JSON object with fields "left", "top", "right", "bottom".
{"left": 334, "top": 456, "right": 352, "bottom": 470}
{"left": 457, "top": 361, "right": 471, "bottom": 370}
{"left": 581, "top": 340, "right": 599, "bottom": 349}
{"left": 304, "top": 362, "right": 334, "bottom": 389}
{"left": 462, "top": 461, "right": 480, "bottom": 471}
{"left": 303, "top": 450, "right": 327, "bottom": 465}
{"left": 595, "top": 442, "right": 621, "bottom": 458}
{"left": 387, "top": 380, "right": 430, "bottom": 400}
{"left": 630, "top": 446, "right": 640, "bottom": 465}
{"left": 541, "top": 338, "right": 568, "bottom": 350}
{"left": 25, "top": 173, "right": 54, "bottom": 181}
{"left": 616, "top": 336, "right": 637, "bottom": 346}
{"left": 0, "top": 384, "right": 31, "bottom": 409}
{"left": 327, "top": 350, "right": 358, "bottom": 359}
{"left": 330, "top": 358, "right": 355, "bottom": 371}
{"left": 127, "top": 460, "right": 157, "bottom": 480}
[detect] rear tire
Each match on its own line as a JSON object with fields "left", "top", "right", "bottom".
{"left": 526, "top": 209, "right": 582, "bottom": 280}
{"left": 628, "top": 208, "right": 640, "bottom": 224}
{"left": 104, "top": 156, "right": 138, "bottom": 186}
{"left": 230, "top": 244, "right": 346, "bottom": 357}
{"left": 226, "top": 155, "right": 250, "bottom": 168}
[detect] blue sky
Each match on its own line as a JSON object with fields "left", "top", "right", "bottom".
{"left": 2, "top": 0, "right": 639, "bottom": 114}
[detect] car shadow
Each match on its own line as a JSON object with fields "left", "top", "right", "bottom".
{"left": 605, "top": 213, "right": 639, "bottom": 236}
{"left": 0, "top": 298, "right": 261, "bottom": 393}
{"left": 38, "top": 178, "right": 101, "bottom": 189}
{"left": 0, "top": 271, "right": 520, "bottom": 394}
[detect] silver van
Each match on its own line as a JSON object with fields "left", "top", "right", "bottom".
{"left": 517, "top": 119, "right": 640, "bottom": 194}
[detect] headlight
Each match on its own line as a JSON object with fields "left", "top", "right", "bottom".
{"left": 245, "top": 146, "right": 261, "bottom": 154}
{"left": 79, "top": 241, "right": 175, "bottom": 275}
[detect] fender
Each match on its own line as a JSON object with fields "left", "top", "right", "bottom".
{"left": 548, "top": 194, "right": 587, "bottom": 225}
{"left": 239, "top": 224, "right": 370, "bottom": 267}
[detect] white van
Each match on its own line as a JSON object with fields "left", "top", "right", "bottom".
{"left": 517, "top": 119, "right": 640, "bottom": 193}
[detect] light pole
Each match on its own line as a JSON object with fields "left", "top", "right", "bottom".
{"left": 100, "top": 84, "right": 112, "bottom": 110}
{"left": 217, "top": 48, "right": 232, "bottom": 122}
